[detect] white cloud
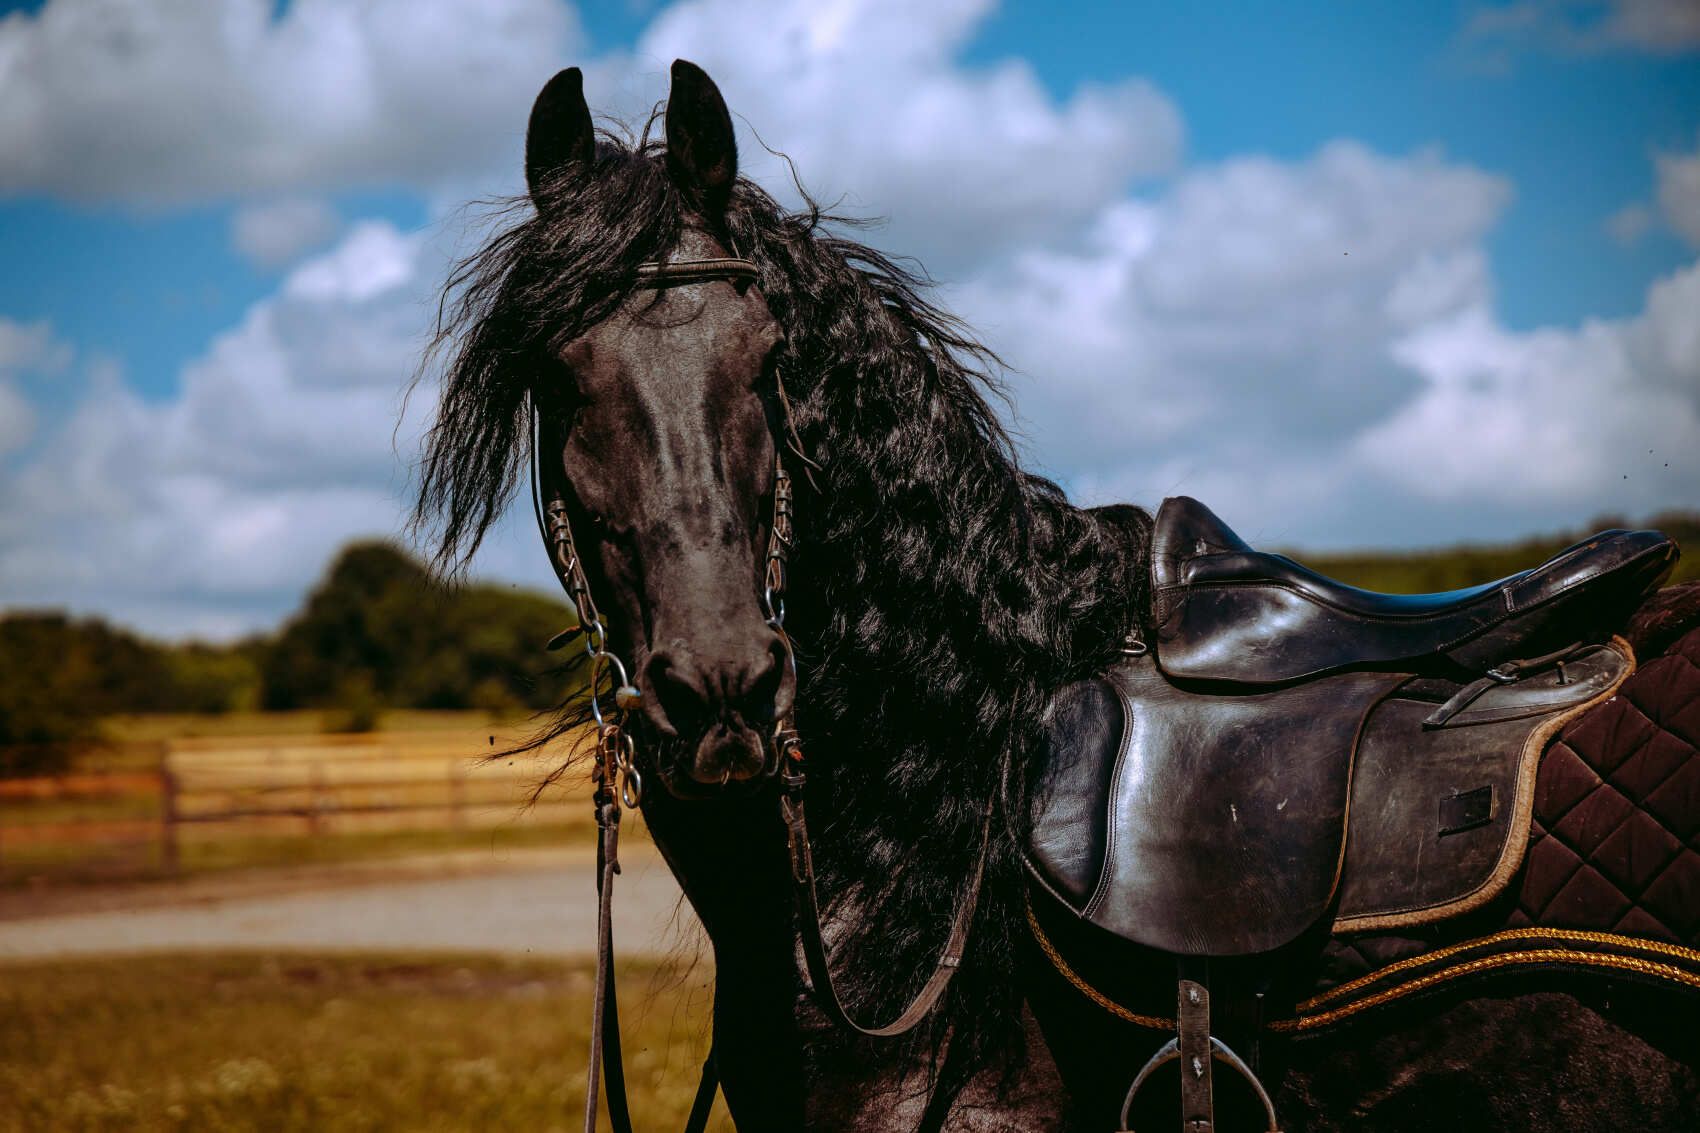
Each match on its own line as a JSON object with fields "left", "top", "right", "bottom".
{"left": 0, "top": 317, "right": 72, "bottom": 373}
{"left": 1363, "top": 264, "right": 1700, "bottom": 520}
{"left": 0, "top": 0, "right": 583, "bottom": 202}
{"left": 1656, "top": 133, "right": 1700, "bottom": 249}
{"left": 0, "top": 0, "right": 1181, "bottom": 276}
{"left": 1606, "top": 201, "right": 1654, "bottom": 245}
{"left": 1600, "top": 0, "right": 1700, "bottom": 50}
{"left": 0, "top": 224, "right": 448, "bottom": 636}
{"left": 231, "top": 198, "right": 341, "bottom": 268}
{"left": 949, "top": 140, "right": 1697, "bottom": 547}
{"left": 952, "top": 144, "right": 1508, "bottom": 501}
{"left": 0, "top": 381, "right": 34, "bottom": 456}
{"left": 1464, "top": 0, "right": 1700, "bottom": 57}
{"left": 0, "top": 317, "right": 72, "bottom": 457}
{"left": 626, "top": 0, "right": 1182, "bottom": 272}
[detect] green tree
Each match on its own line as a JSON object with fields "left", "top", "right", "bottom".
{"left": 261, "top": 541, "right": 580, "bottom": 715}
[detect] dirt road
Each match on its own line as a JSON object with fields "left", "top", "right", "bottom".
{"left": 0, "top": 843, "right": 700, "bottom": 961}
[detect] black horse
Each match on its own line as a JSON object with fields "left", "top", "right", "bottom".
{"left": 413, "top": 62, "right": 1700, "bottom": 1131}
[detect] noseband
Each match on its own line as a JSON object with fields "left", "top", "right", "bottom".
{"left": 534, "top": 252, "right": 984, "bottom": 1133}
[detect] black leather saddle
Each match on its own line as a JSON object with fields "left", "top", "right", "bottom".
{"left": 1026, "top": 497, "right": 1677, "bottom": 1129}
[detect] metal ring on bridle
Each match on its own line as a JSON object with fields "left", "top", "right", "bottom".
{"left": 620, "top": 765, "right": 644, "bottom": 808}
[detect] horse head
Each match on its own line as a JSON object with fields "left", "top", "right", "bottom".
{"left": 523, "top": 62, "right": 795, "bottom": 794}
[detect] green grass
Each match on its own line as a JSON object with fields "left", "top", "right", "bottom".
{"left": 0, "top": 952, "right": 731, "bottom": 1133}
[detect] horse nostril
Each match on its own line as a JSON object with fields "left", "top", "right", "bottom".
{"left": 739, "top": 642, "right": 787, "bottom": 724}
{"left": 644, "top": 652, "right": 707, "bottom": 737}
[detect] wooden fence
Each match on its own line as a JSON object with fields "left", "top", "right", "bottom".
{"left": 0, "top": 731, "right": 587, "bottom": 880}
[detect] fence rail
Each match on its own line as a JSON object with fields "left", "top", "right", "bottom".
{"left": 0, "top": 730, "right": 587, "bottom": 880}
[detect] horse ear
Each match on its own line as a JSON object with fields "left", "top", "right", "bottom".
{"left": 665, "top": 59, "right": 738, "bottom": 216}
{"left": 526, "top": 67, "right": 595, "bottom": 199}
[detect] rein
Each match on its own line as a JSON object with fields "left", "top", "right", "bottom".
{"left": 534, "top": 252, "right": 987, "bottom": 1133}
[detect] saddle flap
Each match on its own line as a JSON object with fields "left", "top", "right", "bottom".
{"left": 1334, "top": 638, "right": 1634, "bottom": 931}
{"left": 1028, "top": 654, "right": 1402, "bottom": 957}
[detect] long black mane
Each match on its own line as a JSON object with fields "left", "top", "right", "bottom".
{"left": 414, "top": 128, "right": 1155, "bottom": 1085}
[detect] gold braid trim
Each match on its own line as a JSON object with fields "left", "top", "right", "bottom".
{"left": 1300, "top": 926, "right": 1700, "bottom": 1010}
{"left": 1271, "top": 948, "right": 1700, "bottom": 1032}
{"left": 1026, "top": 898, "right": 1700, "bottom": 1034}
{"left": 1025, "top": 900, "right": 1170, "bottom": 1029}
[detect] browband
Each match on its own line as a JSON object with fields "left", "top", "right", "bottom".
{"left": 633, "top": 257, "right": 760, "bottom": 287}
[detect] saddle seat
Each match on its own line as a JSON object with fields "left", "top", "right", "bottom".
{"left": 1155, "top": 495, "right": 1676, "bottom": 684}
{"left": 1029, "top": 498, "right": 1678, "bottom": 959}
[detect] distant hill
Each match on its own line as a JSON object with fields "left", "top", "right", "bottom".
{"left": 1297, "top": 512, "right": 1698, "bottom": 593}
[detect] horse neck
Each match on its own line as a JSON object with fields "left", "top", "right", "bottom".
{"left": 638, "top": 788, "right": 807, "bottom": 1124}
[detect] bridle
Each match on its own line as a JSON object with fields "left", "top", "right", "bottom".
{"left": 532, "top": 251, "right": 987, "bottom": 1133}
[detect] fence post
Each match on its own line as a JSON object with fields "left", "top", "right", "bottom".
{"left": 160, "top": 744, "right": 180, "bottom": 874}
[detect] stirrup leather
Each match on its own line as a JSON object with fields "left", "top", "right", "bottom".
{"left": 1119, "top": 979, "right": 1281, "bottom": 1133}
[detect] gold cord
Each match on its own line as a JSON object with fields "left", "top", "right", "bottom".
{"left": 1025, "top": 896, "right": 1700, "bottom": 1034}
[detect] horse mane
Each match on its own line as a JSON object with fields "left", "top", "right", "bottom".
{"left": 412, "top": 128, "right": 1155, "bottom": 1088}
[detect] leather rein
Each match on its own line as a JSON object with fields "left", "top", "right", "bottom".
{"left": 531, "top": 253, "right": 988, "bottom": 1133}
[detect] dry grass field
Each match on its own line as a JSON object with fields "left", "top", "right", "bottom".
{"left": 0, "top": 952, "right": 732, "bottom": 1133}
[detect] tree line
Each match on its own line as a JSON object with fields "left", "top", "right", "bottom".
{"left": 3, "top": 512, "right": 1695, "bottom": 776}
{"left": 0, "top": 542, "right": 580, "bottom": 774}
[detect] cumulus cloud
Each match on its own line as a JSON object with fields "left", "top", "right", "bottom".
{"left": 1464, "top": 0, "right": 1700, "bottom": 57}
{"left": 0, "top": 0, "right": 583, "bottom": 202}
{"left": 0, "top": 317, "right": 72, "bottom": 374}
{"left": 0, "top": 318, "right": 73, "bottom": 457}
{"left": 1359, "top": 265, "right": 1700, "bottom": 525}
{"left": 1656, "top": 133, "right": 1700, "bottom": 249}
{"left": 1606, "top": 202, "right": 1655, "bottom": 245}
{"left": 0, "top": 381, "right": 35, "bottom": 456}
{"left": 625, "top": 0, "right": 1182, "bottom": 272}
{"left": 0, "top": 224, "right": 442, "bottom": 636}
{"left": 231, "top": 198, "right": 341, "bottom": 269}
{"left": 951, "top": 145, "right": 1508, "bottom": 517}
{"left": 0, "top": 0, "right": 1180, "bottom": 273}
{"left": 950, "top": 140, "right": 1697, "bottom": 547}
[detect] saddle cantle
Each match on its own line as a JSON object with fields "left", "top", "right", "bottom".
{"left": 1026, "top": 498, "right": 1678, "bottom": 1129}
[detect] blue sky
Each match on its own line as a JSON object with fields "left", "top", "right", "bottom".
{"left": 1, "top": 0, "right": 1697, "bottom": 636}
